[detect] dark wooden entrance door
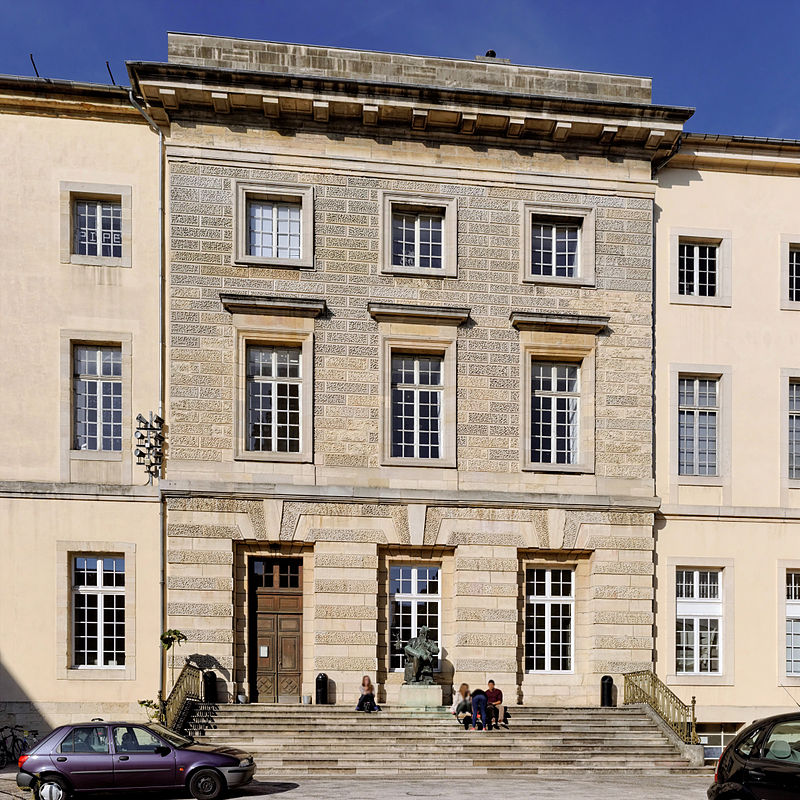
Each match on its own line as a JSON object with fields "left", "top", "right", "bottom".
{"left": 249, "top": 558, "right": 303, "bottom": 703}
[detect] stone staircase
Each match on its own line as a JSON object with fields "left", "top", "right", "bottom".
{"left": 187, "top": 704, "right": 708, "bottom": 777}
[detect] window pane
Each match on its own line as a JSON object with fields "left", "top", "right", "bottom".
{"left": 74, "top": 200, "right": 121, "bottom": 258}
{"left": 531, "top": 362, "right": 579, "bottom": 464}
{"left": 74, "top": 346, "right": 122, "bottom": 452}
{"left": 390, "top": 354, "right": 443, "bottom": 459}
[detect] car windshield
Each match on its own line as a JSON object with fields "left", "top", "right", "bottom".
{"left": 145, "top": 723, "right": 192, "bottom": 747}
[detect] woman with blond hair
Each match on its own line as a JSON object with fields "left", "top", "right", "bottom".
{"left": 450, "top": 682, "right": 471, "bottom": 730}
{"left": 355, "top": 675, "right": 380, "bottom": 712}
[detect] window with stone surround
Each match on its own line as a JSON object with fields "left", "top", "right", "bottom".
{"left": 678, "top": 376, "right": 719, "bottom": 477}
{"left": 521, "top": 202, "right": 595, "bottom": 286}
{"left": 525, "top": 568, "right": 574, "bottom": 673}
{"left": 380, "top": 192, "right": 457, "bottom": 277}
{"left": 787, "top": 572, "right": 800, "bottom": 676}
{"left": 530, "top": 362, "right": 580, "bottom": 466}
{"left": 789, "top": 382, "right": 800, "bottom": 480}
{"left": 669, "top": 229, "right": 731, "bottom": 307}
{"left": 73, "top": 345, "right": 123, "bottom": 452}
{"left": 678, "top": 241, "right": 718, "bottom": 298}
{"left": 234, "top": 182, "right": 314, "bottom": 269}
{"left": 390, "top": 353, "right": 443, "bottom": 460}
{"left": 389, "top": 565, "right": 440, "bottom": 671}
{"left": 72, "top": 555, "right": 125, "bottom": 669}
{"left": 60, "top": 182, "right": 132, "bottom": 268}
{"left": 675, "top": 568, "right": 722, "bottom": 675}
{"left": 245, "top": 345, "right": 302, "bottom": 454}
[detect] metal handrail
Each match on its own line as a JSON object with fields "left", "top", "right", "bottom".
{"left": 623, "top": 670, "right": 699, "bottom": 744}
{"left": 161, "top": 660, "right": 203, "bottom": 731}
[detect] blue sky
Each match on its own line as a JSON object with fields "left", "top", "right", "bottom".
{"left": 2, "top": 0, "right": 799, "bottom": 138}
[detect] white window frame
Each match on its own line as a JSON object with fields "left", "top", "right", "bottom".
{"left": 780, "top": 235, "right": 800, "bottom": 311}
{"left": 389, "top": 565, "right": 441, "bottom": 672}
{"left": 669, "top": 228, "right": 732, "bottom": 307}
{"left": 73, "top": 344, "right": 123, "bottom": 453}
{"left": 786, "top": 571, "right": 800, "bottom": 676}
{"left": 525, "top": 567, "right": 575, "bottom": 674}
{"left": 234, "top": 182, "right": 314, "bottom": 269}
{"left": 677, "top": 241, "right": 718, "bottom": 299}
{"left": 245, "top": 344, "right": 303, "bottom": 455}
{"left": 530, "top": 361, "right": 580, "bottom": 466}
{"left": 675, "top": 568, "right": 723, "bottom": 675}
{"left": 71, "top": 555, "right": 126, "bottom": 670}
{"left": 789, "top": 381, "right": 800, "bottom": 481}
{"left": 677, "top": 375, "right": 719, "bottom": 478}
{"left": 521, "top": 202, "right": 595, "bottom": 287}
{"left": 380, "top": 191, "right": 457, "bottom": 278}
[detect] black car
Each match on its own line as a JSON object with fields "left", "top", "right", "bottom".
{"left": 710, "top": 711, "right": 800, "bottom": 799}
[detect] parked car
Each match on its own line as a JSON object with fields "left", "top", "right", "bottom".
{"left": 16, "top": 721, "right": 255, "bottom": 800}
{"left": 709, "top": 711, "right": 800, "bottom": 799}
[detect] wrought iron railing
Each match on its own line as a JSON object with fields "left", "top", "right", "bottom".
{"left": 161, "top": 660, "right": 203, "bottom": 732}
{"left": 623, "top": 670, "right": 699, "bottom": 744}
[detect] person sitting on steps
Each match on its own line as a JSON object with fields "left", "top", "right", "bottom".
{"left": 355, "top": 675, "right": 381, "bottom": 712}
{"left": 485, "top": 679, "right": 508, "bottom": 730}
{"left": 450, "top": 682, "right": 472, "bottom": 730}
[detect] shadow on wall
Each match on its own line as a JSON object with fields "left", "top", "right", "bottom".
{"left": 184, "top": 653, "right": 231, "bottom": 704}
{"left": 0, "top": 656, "right": 51, "bottom": 735}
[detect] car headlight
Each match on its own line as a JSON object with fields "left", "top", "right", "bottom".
{"left": 238, "top": 757, "right": 253, "bottom": 768}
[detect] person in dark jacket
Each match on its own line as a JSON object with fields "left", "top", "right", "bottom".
{"left": 485, "top": 679, "right": 507, "bottom": 729}
{"left": 470, "top": 687, "right": 488, "bottom": 731}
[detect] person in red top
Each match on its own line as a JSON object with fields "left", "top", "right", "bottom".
{"left": 485, "top": 679, "right": 507, "bottom": 730}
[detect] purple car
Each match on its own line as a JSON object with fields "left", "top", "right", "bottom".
{"left": 16, "top": 721, "right": 255, "bottom": 800}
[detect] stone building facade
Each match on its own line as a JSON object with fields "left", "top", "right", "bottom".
{"left": 127, "top": 34, "right": 691, "bottom": 707}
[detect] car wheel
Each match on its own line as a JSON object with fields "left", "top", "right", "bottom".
{"left": 37, "top": 775, "right": 70, "bottom": 800}
{"left": 189, "top": 768, "right": 225, "bottom": 800}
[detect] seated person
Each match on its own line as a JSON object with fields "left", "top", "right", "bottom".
{"left": 451, "top": 683, "right": 472, "bottom": 730}
{"left": 485, "top": 679, "right": 507, "bottom": 730}
{"left": 355, "top": 675, "right": 381, "bottom": 712}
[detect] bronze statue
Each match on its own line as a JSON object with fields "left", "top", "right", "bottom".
{"left": 395, "top": 626, "right": 439, "bottom": 684}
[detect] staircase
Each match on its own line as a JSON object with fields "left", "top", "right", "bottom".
{"left": 187, "top": 704, "right": 709, "bottom": 777}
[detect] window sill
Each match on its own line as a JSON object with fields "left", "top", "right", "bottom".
{"left": 521, "top": 276, "right": 595, "bottom": 289}
{"left": 780, "top": 300, "right": 800, "bottom": 311}
{"left": 786, "top": 479, "right": 800, "bottom": 490}
{"left": 381, "top": 456, "right": 457, "bottom": 469}
{"left": 61, "top": 667, "right": 133, "bottom": 681}
{"left": 66, "top": 254, "right": 131, "bottom": 269}
{"left": 666, "top": 673, "right": 733, "bottom": 686}
{"left": 233, "top": 255, "right": 314, "bottom": 270}
{"left": 676, "top": 474, "right": 724, "bottom": 487}
{"left": 380, "top": 265, "right": 455, "bottom": 279}
{"left": 669, "top": 294, "right": 732, "bottom": 308}
{"left": 70, "top": 450, "right": 123, "bottom": 462}
{"left": 522, "top": 462, "right": 593, "bottom": 475}
{"left": 234, "top": 451, "right": 312, "bottom": 464}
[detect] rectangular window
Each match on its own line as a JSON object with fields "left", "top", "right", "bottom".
{"left": 389, "top": 566, "right": 440, "bottom": 671}
{"left": 390, "top": 354, "right": 443, "bottom": 459}
{"left": 790, "top": 383, "right": 800, "bottom": 479}
{"left": 790, "top": 249, "right": 800, "bottom": 303}
{"left": 678, "top": 377, "right": 718, "bottom": 476}
{"left": 678, "top": 242, "right": 718, "bottom": 297}
{"left": 72, "top": 556, "right": 125, "bottom": 668}
{"left": 73, "top": 345, "right": 122, "bottom": 452}
{"left": 525, "top": 568, "right": 574, "bottom": 672}
{"left": 246, "top": 345, "right": 302, "bottom": 453}
{"left": 247, "top": 200, "right": 302, "bottom": 260}
{"left": 531, "top": 220, "right": 579, "bottom": 278}
{"left": 531, "top": 363, "right": 579, "bottom": 465}
{"left": 391, "top": 211, "right": 444, "bottom": 270}
{"left": 675, "top": 568, "right": 722, "bottom": 674}
{"left": 787, "top": 572, "right": 800, "bottom": 675}
{"left": 73, "top": 199, "right": 122, "bottom": 259}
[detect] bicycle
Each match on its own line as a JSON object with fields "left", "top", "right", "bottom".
{"left": 0, "top": 725, "right": 38, "bottom": 769}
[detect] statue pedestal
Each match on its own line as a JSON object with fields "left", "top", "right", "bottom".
{"left": 392, "top": 684, "right": 443, "bottom": 709}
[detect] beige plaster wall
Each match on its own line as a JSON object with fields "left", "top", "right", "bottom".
{"left": 0, "top": 497, "right": 161, "bottom": 728}
{"left": 0, "top": 112, "right": 160, "bottom": 482}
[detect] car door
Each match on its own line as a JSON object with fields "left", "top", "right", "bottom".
{"left": 111, "top": 725, "right": 176, "bottom": 789}
{"left": 743, "top": 719, "right": 800, "bottom": 799}
{"left": 50, "top": 725, "right": 114, "bottom": 791}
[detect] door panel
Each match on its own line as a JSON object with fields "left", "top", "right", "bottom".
{"left": 277, "top": 615, "right": 302, "bottom": 702}
{"left": 111, "top": 726, "right": 176, "bottom": 789}
{"left": 52, "top": 726, "right": 113, "bottom": 791}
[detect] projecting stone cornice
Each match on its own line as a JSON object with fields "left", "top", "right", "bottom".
{"left": 127, "top": 61, "right": 691, "bottom": 155}
{"left": 220, "top": 293, "right": 327, "bottom": 317}
{"left": 367, "top": 302, "right": 470, "bottom": 325}
{"left": 509, "top": 311, "right": 609, "bottom": 334}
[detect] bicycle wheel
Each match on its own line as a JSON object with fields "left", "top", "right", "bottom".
{"left": 10, "top": 735, "right": 24, "bottom": 761}
{"left": 0, "top": 747, "right": 8, "bottom": 770}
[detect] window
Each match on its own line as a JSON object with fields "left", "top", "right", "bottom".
{"left": 60, "top": 726, "right": 109, "bottom": 754}
{"left": 72, "top": 556, "right": 125, "bottom": 668}
{"left": 248, "top": 199, "right": 301, "bottom": 260}
{"left": 790, "top": 249, "right": 800, "bottom": 303}
{"left": 73, "top": 345, "right": 122, "bottom": 452}
{"left": 678, "top": 377, "right": 718, "bottom": 476}
{"left": 234, "top": 182, "right": 314, "bottom": 268}
{"left": 522, "top": 202, "right": 595, "bottom": 285}
{"left": 251, "top": 558, "right": 302, "bottom": 590}
{"left": 390, "top": 354, "right": 443, "bottom": 459}
{"left": 380, "top": 192, "right": 457, "bottom": 277}
{"left": 113, "top": 726, "right": 162, "bottom": 754}
{"left": 525, "top": 568, "right": 573, "bottom": 672}
{"left": 789, "top": 383, "right": 800, "bottom": 480}
{"left": 246, "top": 345, "right": 302, "bottom": 453}
{"left": 762, "top": 721, "right": 800, "bottom": 761}
{"left": 531, "top": 220, "right": 579, "bottom": 279}
{"left": 531, "top": 362, "right": 579, "bottom": 465}
{"left": 675, "top": 568, "right": 722, "bottom": 674}
{"left": 678, "top": 242, "right": 718, "bottom": 297}
{"left": 74, "top": 200, "right": 122, "bottom": 259}
{"left": 786, "top": 572, "right": 800, "bottom": 675}
{"left": 389, "top": 566, "right": 440, "bottom": 671}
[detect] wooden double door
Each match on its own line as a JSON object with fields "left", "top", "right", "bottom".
{"left": 248, "top": 558, "right": 303, "bottom": 703}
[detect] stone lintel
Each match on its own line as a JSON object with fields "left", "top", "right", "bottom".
{"left": 219, "top": 293, "right": 327, "bottom": 317}
{"left": 367, "top": 301, "right": 470, "bottom": 325}
{"left": 510, "top": 310, "right": 610, "bottom": 334}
